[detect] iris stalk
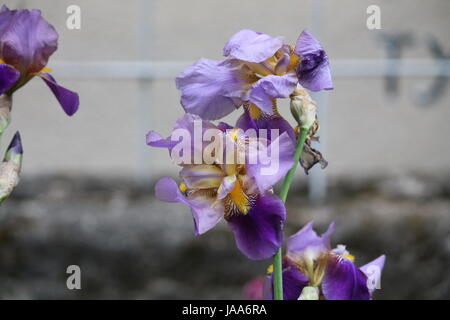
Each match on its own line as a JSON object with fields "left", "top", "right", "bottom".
{"left": 273, "top": 127, "right": 309, "bottom": 300}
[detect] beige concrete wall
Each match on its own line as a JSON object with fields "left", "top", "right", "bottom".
{"left": 2, "top": 0, "right": 450, "bottom": 179}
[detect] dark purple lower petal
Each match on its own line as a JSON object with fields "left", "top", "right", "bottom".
{"left": 322, "top": 255, "right": 370, "bottom": 300}
{"left": 265, "top": 258, "right": 309, "bottom": 300}
{"left": 40, "top": 73, "right": 79, "bottom": 116}
{"left": 227, "top": 193, "right": 286, "bottom": 260}
{"left": 0, "top": 64, "right": 19, "bottom": 95}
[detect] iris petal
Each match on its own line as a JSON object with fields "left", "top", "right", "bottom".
{"left": 39, "top": 73, "right": 79, "bottom": 116}
{"left": 154, "top": 177, "right": 224, "bottom": 235}
{"left": 227, "top": 193, "right": 286, "bottom": 260}
{"left": 0, "top": 64, "right": 19, "bottom": 94}
{"left": 322, "top": 255, "right": 371, "bottom": 300}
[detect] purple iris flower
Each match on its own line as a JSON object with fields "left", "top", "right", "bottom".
{"left": 0, "top": 6, "right": 79, "bottom": 116}
{"left": 265, "top": 222, "right": 385, "bottom": 300}
{"left": 176, "top": 29, "right": 332, "bottom": 121}
{"left": 146, "top": 114, "right": 295, "bottom": 260}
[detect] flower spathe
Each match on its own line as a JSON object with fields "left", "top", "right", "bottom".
{"left": 265, "top": 222, "right": 386, "bottom": 300}
{"left": 176, "top": 29, "right": 332, "bottom": 120}
{"left": 147, "top": 113, "right": 295, "bottom": 260}
{"left": 0, "top": 6, "right": 79, "bottom": 116}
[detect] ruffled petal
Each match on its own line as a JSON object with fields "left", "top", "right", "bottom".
{"left": 0, "top": 64, "right": 19, "bottom": 94}
{"left": 0, "top": 7, "right": 58, "bottom": 73}
{"left": 246, "top": 132, "right": 294, "bottom": 193}
{"left": 322, "top": 255, "right": 370, "bottom": 300}
{"left": 287, "top": 221, "right": 335, "bottom": 261}
{"left": 39, "top": 73, "right": 79, "bottom": 116}
{"left": 294, "top": 30, "right": 333, "bottom": 91}
{"left": 249, "top": 73, "right": 297, "bottom": 114}
{"left": 227, "top": 193, "right": 286, "bottom": 260}
{"left": 154, "top": 177, "right": 223, "bottom": 235}
{"left": 176, "top": 58, "right": 247, "bottom": 120}
{"left": 223, "top": 29, "right": 284, "bottom": 63}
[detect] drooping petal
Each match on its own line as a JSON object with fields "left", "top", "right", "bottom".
{"left": 0, "top": 7, "right": 58, "bottom": 74}
{"left": 176, "top": 58, "right": 248, "bottom": 120}
{"left": 249, "top": 73, "right": 297, "bottom": 114}
{"left": 360, "top": 255, "right": 386, "bottom": 296}
{"left": 294, "top": 30, "right": 333, "bottom": 91}
{"left": 223, "top": 29, "right": 284, "bottom": 63}
{"left": 246, "top": 132, "right": 295, "bottom": 193}
{"left": 154, "top": 177, "right": 223, "bottom": 235}
{"left": 287, "top": 221, "right": 335, "bottom": 261}
{"left": 227, "top": 193, "right": 286, "bottom": 260}
{"left": 39, "top": 73, "right": 79, "bottom": 116}
{"left": 265, "top": 258, "right": 309, "bottom": 300}
{"left": 322, "top": 255, "right": 370, "bottom": 300}
{"left": 0, "top": 64, "right": 19, "bottom": 94}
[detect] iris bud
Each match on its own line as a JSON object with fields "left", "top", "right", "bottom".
{"left": 290, "top": 85, "right": 317, "bottom": 130}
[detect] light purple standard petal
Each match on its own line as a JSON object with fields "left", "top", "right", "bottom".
{"left": 287, "top": 221, "right": 335, "bottom": 258}
{"left": 294, "top": 30, "right": 333, "bottom": 91}
{"left": 39, "top": 73, "right": 79, "bottom": 116}
{"left": 0, "top": 64, "right": 19, "bottom": 94}
{"left": 176, "top": 58, "right": 247, "bottom": 120}
{"left": 249, "top": 73, "right": 297, "bottom": 114}
{"left": 0, "top": 6, "right": 58, "bottom": 74}
{"left": 223, "top": 29, "right": 284, "bottom": 63}
{"left": 154, "top": 177, "right": 223, "bottom": 235}
{"left": 322, "top": 255, "right": 370, "bottom": 300}
{"left": 246, "top": 132, "right": 295, "bottom": 193}
{"left": 360, "top": 255, "right": 386, "bottom": 296}
{"left": 227, "top": 193, "right": 286, "bottom": 260}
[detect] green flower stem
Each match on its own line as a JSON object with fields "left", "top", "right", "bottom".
{"left": 273, "top": 127, "right": 309, "bottom": 300}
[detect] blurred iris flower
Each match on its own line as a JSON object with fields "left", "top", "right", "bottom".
{"left": 0, "top": 6, "right": 79, "bottom": 116}
{"left": 265, "top": 222, "right": 385, "bottom": 300}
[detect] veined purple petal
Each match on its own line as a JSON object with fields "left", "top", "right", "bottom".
{"left": 39, "top": 73, "right": 79, "bottom": 116}
{"left": 246, "top": 132, "right": 295, "bottom": 193}
{"left": 0, "top": 6, "right": 58, "bottom": 74}
{"left": 227, "top": 193, "right": 286, "bottom": 260}
{"left": 176, "top": 58, "right": 247, "bottom": 120}
{"left": 294, "top": 30, "right": 333, "bottom": 91}
{"left": 360, "top": 255, "right": 386, "bottom": 296}
{"left": 223, "top": 29, "right": 284, "bottom": 63}
{"left": 180, "top": 165, "right": 225, "bottom": 189}
{"left": 154, "top": 177, "right": 223, "bottom": 235}
{"left": 287, "top": 221, "right": 335, "bottom": 260}
{"left": 0, "top": 64, "right": 19, "bottom": 94}
{"left": 322, "top": 255, "right": 370, "bottom": 300}
{"left": 249, "top": 73, "right": 297, "bottom": 114}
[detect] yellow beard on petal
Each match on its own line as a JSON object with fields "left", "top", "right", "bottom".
{"left": 249, "top": 104, "right": 262, "bottom": 120}
{"left": 41, "top": 66, "right": 52, "bottom": 73}
{"left": 225, "top": 181, "right": 251, "bottom": 216}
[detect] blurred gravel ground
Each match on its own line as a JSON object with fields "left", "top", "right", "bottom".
{"left": 0, "top": 174, "right": 449, "bottom": 299}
